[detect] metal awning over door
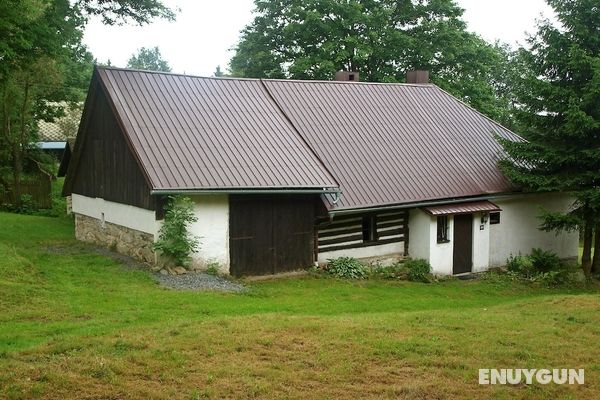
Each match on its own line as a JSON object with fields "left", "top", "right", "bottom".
{"left": 422, "top": 201, "right": 501, "bottom": 216}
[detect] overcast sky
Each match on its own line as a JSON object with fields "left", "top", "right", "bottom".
{"left": 83, "top": 0, "right": 554, "bottom": 77}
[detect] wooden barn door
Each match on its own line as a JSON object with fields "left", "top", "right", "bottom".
{"left": 229, "top": 195, "right": 315, "bottom": 276}
{"left": 452, "top": 214, "right": 473, "bottom": 274}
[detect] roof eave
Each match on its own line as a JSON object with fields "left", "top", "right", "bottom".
{"left": 150, "top": 187, "right": 341, "bottom": 195}
{"left": 327, "top": 191, "right": 526, "bottom": 216}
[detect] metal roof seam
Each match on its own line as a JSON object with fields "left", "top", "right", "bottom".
{"left": 135, "top": 71, "right": 194, "bottom": 187}
{"left": 260, "top": 79, "right": 341, "bottom": 190}
{"left": 155, "top": 74, "right": 225, "bottom": 187}
{"left": 173, "top": 75, "right": 241, "bottom": 186}
{"left": 113, "top": 71, "right": 174, "bottom": 187}
{"left": 141, "top": 75, "right": 194, "bottom": 184}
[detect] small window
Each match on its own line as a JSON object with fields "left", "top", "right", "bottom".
{"left": 490, "top": 212, "right": 501, "bottom": 225}
{"left": 348, "top": 73, "right": 355, "bottom": 81}
{"left": 362, "top": 216, "right": 377, "bottom": 242}
{"left": 437, "top": 216, "right": 449, "bottom": 243}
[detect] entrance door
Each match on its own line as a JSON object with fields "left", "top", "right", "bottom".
{"left": 229, "top": 195, "right": 315, "bottom": 276}
{"left": 452, "top": 214, "right": 473, "bottom": 274}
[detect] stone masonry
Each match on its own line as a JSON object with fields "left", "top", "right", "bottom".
{"left": 75, "top": 213, "right": 155, "bottom": 264}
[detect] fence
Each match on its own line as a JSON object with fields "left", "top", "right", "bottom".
{"left": 0, "top": 173, "right": 52, "bottom": 209}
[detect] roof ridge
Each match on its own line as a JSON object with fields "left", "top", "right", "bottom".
{"left": 96, "top": 65, "right": 258, "bottom": 81}
{"left": 97, "top": 65, "right": 436, "bottom": 88}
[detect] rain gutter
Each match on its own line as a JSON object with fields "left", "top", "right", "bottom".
{"left": 328, "top": 192, "right": 531, "bottom": 217}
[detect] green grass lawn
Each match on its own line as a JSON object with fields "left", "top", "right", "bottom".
{"left": 1, "top": 212, "right": 600, "bottom": 399}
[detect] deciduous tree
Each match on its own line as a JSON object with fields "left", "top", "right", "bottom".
{"left": 0, "top": 0, "right": 174, "bottom": 205}
{"left": 230, "top": 0, "right": 516, "bottom": 124}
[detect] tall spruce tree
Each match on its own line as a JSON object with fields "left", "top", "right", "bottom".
{"left": 498, "top": 0, "right": 600, "bottom": 277}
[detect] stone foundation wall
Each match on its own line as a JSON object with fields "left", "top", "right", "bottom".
{"left": 75, "top": 213, "right": 155, "bottom": 264}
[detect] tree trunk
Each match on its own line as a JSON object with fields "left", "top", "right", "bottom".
{"left": 11, "top": 143, "right": 22, "bottom": 206}
{"left": 592, "top": 224, "right": 600, "bottom": 275}
{"left": 581, "top": 221, "right": 594, "bottom": 278}
{"left": 12, "top": 78, "right": 30, "bottom": 207}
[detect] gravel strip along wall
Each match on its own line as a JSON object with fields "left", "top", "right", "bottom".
{"left": 155, "top": 272, "right": 245, "bottom": 292}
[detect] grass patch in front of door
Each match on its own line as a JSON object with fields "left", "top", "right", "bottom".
{"left": 1, "top": 211, "right": 599, "bottom": 399}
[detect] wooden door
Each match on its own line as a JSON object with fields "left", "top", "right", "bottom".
{"left": 272, "top": 197, "right": 315, "bottom": 273}
{"left": 229, "top": 195, "right": 315, "bottom": 276}
{"left": 229, "top": 196, "right": 274, "bottom": 276}
{"left": 452, "top": 214, "right": 473, "bottom": 275}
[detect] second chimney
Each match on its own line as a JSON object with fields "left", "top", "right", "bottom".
{"left": 406, "top": 70, "right": 429, "bottom": 84}
{"left": 335, "top": 71, "right": 360, "bottom": 82}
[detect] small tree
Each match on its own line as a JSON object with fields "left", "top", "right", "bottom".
{"left": 153, "top": 196, "right": 200, "bottom": 267}
{"left": 213, "top": 65, "right": 224, "bottom": 77}
{"left": 127, "top": 46, "right": 172, "bottom": 72}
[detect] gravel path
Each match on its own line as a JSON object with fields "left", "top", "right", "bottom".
{"left": 45, "top": 245, "right": 246, "bottom": 293}
{"left": 155, "top": 272, "right": 246, "bottom": 292}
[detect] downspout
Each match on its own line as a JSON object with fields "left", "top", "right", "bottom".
{"left": 331, "top": 192, "right": 341, "bottom": 205}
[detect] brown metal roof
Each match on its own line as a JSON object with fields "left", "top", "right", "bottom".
{"left": 263, "top": 80, "right": 521, "bottom": 210}
{"left": 96, "top": 67, "right": 339, "bottom": 192}
{"left": 422, "top": 201, "right": 502, "bottom": 216}
{"left": 92, "top": 67, "right": 522, "bottom": 209}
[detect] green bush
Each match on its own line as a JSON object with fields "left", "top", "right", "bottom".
{"left": 205, "top": 261, "right": 221, "bottom": 276}
{"left": 404, "top": 258, "right": 432, "bottom": 282}
{"left": 1, "top": 194, "right": 38, "bottom": 214}
{"left": 324, "top": 257, "right": 368, "bottom": 279}
{"left": 506, "top": 254, "right": 535, "bottom": 278}
{"left": 153, "top": 196, "right": 200, "bottom": 268}
{"left": 371, "top": 263, "right": 408, "bottom": 280}
{"left": 529, "top": 248, "right": 562, "bottom": 273}
{"left": 505, "top": 249, "right": 571, "bottom": 286}
{"left": 529, "top": 270, "right": 571, "bottom": 286}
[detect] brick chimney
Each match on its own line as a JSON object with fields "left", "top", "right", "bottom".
{"left": 406, "top": 70, "right": 429, "bottom": 84}
{"left": 335, "top": 71, "right": 360, "bottom": 82}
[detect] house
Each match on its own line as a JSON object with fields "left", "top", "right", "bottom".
{"left": 37, "top": 118, "right": 67, "bottom": 159}
{"left": 63, "top": 66, "right": 579, "bottom": 276}
{"left": 37, "top": 103, "right": 81, "bottom": 161}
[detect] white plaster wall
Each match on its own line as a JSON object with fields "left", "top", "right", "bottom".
{"left": 409, "top": 209, "right": 490, "bottom": 275}
{"left": 408, "top": 209, "right": 431, "bottom": 261}
{"left": 472, "top": 212, "right": 491, "bottom": 273}
{"left": 408, "top": 209, "right": 454, "bottom": 275}
{"left": 187, "top": 195, "right": 230, "bottom": 273}
{"left": 318, "top": 241, "right": 404, "bottom": 264}
{"left": 489, "top": 193, "right": 579, "bottom": 266}
{"left": 389, "top": 193, "right": 576, "bottom": 275}
{"left": 428, "top": 215, "right": 454, "bottom": 275}
{"left": 71, "top": 193, "right": 159, "bottom": 235}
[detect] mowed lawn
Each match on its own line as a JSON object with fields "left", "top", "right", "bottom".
{"left": 1, "top": 213, "right": 600, "bottom": 399}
